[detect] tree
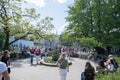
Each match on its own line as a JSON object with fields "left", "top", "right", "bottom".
{"left": 33, "top": 16, "right": 54, "bottom": 40}
{"left": 65, "top": 0, "right": 120, "bottom": 47}
{"left": 0, "top": 0, "right": 31, "bottom": 50}
{"left": 0, "top": 0, "right": 55, "bottom": 50}
{"left": 60, "top": 31, "right": 74, "bottom": 46}
{"left": 0, "top": 30, "right": 5, "bottom": 50}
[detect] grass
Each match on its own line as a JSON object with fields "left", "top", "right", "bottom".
{"left": 95, "top": 54, "right": 120, "bottom": 80}
{"left": 114, "top": 55, "right": 120, "bottom": 64}
{"left": 95, "top": 69, "right": 120, "bottom": 80}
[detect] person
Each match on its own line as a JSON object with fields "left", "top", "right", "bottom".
{"left": 35, "top": 48, "right": 41, "bottom": 64}
{"left": 104, "top": 54, "right": 119, "bottom": 69}
{"left": 40, "top": 47, "right": 45, "bottom": 59}
{"left": 84, "top": 61, "right": 95, "bottom": 80}
{"left": 0, "top": 50, "right": 11, "bottom": 78}
{"left": 81, "top": 71, "right": 85, "bottom": 80}
{"left": 107, "top": 59, "right": 115, "bottom": 72}
{"left": 30, "top": 47, "right": 35, "bottom": 65}
{"left": 44, "top": 48, "right": 48, "bottom": 59}
{"left": 0, "top": 62, "right": 10, "bottom": 80}
{"left": 95, "top": 57, "right": 106, "bottom": 73}
{"left": 98, "top": 58, "right": 106, "bottom": 68}
{"left": 56, "top": 53, "right": 69, "bottom": 80}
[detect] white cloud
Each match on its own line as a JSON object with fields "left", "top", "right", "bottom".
{"left": 58, "top": 23, "right": 68, "bottom": 34}
{"left": 24, "top": 0, "right": 45, "bottom": 7}
{"left": 57, "top": 0, "right": 67, "bottom": 4}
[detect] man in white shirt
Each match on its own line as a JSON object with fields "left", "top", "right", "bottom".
{"left": 0, "top": 62, "right": 10, "bottom": 80}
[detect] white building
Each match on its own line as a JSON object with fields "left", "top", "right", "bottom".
{"left": 9, "top": 36, "right": 60, "bottom": 50}
{"left": 9, "top": 37, "right": 40, "bottom": 50}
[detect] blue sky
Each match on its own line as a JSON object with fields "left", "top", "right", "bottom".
{"left": 23, "top": 0, "right": 74, "bottom": 34}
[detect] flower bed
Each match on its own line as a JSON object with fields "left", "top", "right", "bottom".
{"left": 40, "top": 57, "right": 72, "bottom": 67}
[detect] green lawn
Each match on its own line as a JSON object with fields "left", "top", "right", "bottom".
{"left": 95, "top": 55, "right": 120, "bottom": 80}
{"left": 95, "top": 69, "right": 120, "bottom": 80}
{"left": 114, "top": 55, "right": 120, "bottom": 64}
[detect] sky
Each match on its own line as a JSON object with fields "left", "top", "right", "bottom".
{"left": 23, "top": 0, "right": 74, "bottom": 34}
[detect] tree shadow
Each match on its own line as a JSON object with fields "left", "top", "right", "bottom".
{"left": 11, "top": 58, "right": 43, "bottom": 68}
{"left": 11, "top": 60, "right": 24, "bottom": 68}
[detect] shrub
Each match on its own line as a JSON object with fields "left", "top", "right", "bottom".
{"left": 44, "top": 57, "right": 53, "bottom": 63}
{"left": 52, "top": 49, "right": 60, "bottom": 61}
{"left": 94, "top": 47, "right": 105, "bottom": 55}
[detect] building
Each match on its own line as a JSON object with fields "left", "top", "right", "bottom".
{"left": 9, "top": 37, "right": 40, "bottom": 51}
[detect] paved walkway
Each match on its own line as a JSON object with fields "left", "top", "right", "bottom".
{"left": 10, "top": 58, "right": 97, "bottom": 80}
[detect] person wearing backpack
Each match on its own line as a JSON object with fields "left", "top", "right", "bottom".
{"left": 81, "top": 71, "right": 85, "bottom": 80}
{"left": 108, "top": 55, "right": 119, "bottom": 68}
{"left": 84, "top": 61, "right": 95, "bottom": 80}
{"left": 107, "top": 59, "right": 115, "bottom": 72}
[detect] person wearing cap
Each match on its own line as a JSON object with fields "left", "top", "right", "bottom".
{"left": 104, "top": 55, "right": 113, "bottom": 67}
{"left": 108, "top": 55, "right": 119, "bottom": 69}
{"left": 56, "top": 53, "right": 69, "bottom": 80}
{"left": 104, "top": 54, "right": 119, "bottom": 71}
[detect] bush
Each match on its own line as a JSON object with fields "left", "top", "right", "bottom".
{"left": 94, "top": 47, "right": 105, "bottom": 55}
{"left": 44, "top": 57, "right": 54, "bottom": 63}
{"left": 52, "top": 49, "right": 60, "bottom": 61}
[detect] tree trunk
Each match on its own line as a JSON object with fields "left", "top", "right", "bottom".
{"left": 3, "top": 30, "right": 9, "bottom": 50}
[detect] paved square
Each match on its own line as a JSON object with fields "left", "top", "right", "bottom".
{"left": 10, "top": 58, "right": 97, "bottom": 80}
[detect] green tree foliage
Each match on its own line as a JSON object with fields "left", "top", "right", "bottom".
{"left": 0, "top": 0, "right": 33, "bottom": 49}
{"left": 64, "top": 0, "right": 120, "bottom": 47}
{"left": 0, "top": 0, "right": 54, "bottom": 50}
{"left": 77, "top": 37, "right": 99, "bottom": 47}
{"left": 33, "top": 16, "right": 54, "bottom": 41}
{"left": 60, "top": 31, "right": 74, "bottom": 46}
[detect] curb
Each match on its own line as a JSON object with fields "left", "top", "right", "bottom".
{"left": 40, "top": 59, "right": 72, "bottom": 67}
{"left": 40, "top": 59, "right": 57, "bottom": 67}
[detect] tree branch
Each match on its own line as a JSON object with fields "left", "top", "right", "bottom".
{"left": 9, "top": 32, "right": 30, "bottom": 45}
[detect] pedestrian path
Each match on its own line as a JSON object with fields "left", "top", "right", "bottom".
{"left": 10, "top": 58, "right": 97, "bottom": 80}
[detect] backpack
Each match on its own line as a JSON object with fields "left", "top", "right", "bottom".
{"left": 81, "top": 72, "right": 85, "bottom": 80}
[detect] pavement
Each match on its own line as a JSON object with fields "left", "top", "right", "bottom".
{"left": 10, "top": 58, "right": 97, "bottom": 80}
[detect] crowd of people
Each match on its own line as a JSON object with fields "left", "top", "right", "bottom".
{"left": 29, "top": 46, "right": 79, "bottom": 65}
{"left": 0, "top": 46, "right": 119, "bottom": 80}
{"left": 29, "top": 47, "right": 50, "bottom": 65}
{"left": 57, "top": 46, "right": 120, "bottom": 80}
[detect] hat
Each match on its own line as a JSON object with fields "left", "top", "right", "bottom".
{"left": 108, "top": 54, "right": 113, "bottom": 58}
